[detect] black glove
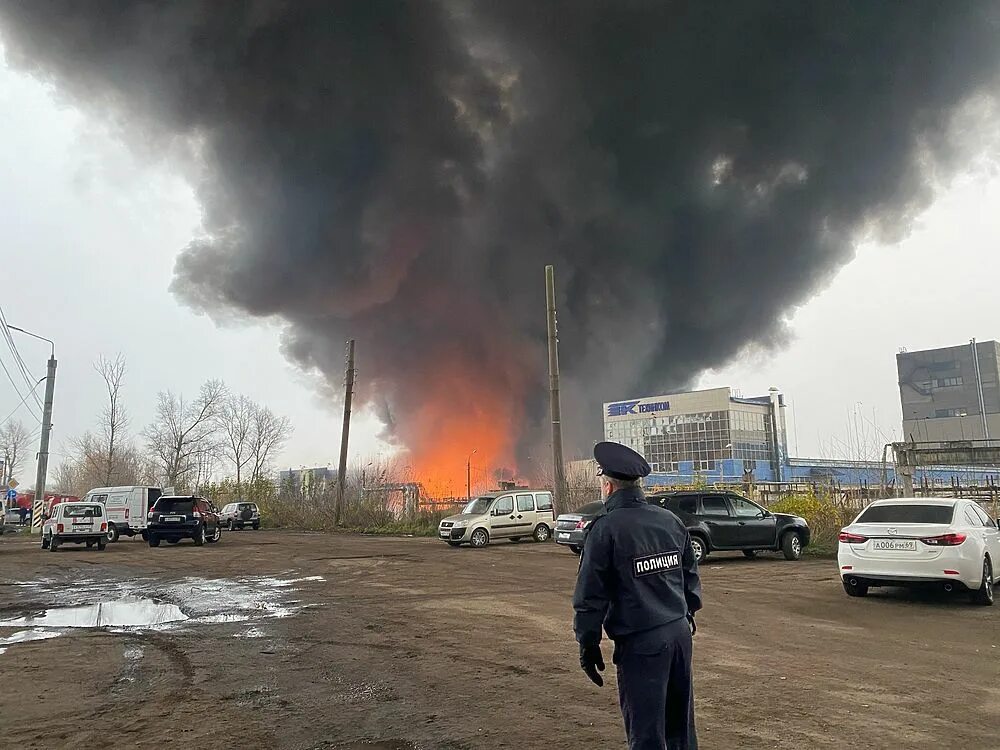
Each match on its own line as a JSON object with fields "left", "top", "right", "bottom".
{"left": 687, "top": 612, "right": 697, "bottom": 636}
{"left": 579, "top": 644, "right": 605, "bottom": 687}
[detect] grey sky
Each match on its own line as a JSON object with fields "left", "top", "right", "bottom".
{"left": 1, "top": 53, "right": 998, "bottom": 487}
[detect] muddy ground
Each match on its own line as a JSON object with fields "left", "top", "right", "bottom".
{"left": 0, "top": 529, "right": 997, "bottom": 749}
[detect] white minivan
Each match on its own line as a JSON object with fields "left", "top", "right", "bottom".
{"left": 438, "top": 489, "right": 555, "bottom": 548}
{"left": 83, "top": 486, "right": 167, "bottom": 543}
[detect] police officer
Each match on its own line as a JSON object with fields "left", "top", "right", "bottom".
{"left": 573, "top": 441, "right": 702, "bottom": 750}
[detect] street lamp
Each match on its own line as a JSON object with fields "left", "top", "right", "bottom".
{"left": 6, "top": 325, "right": 54, "bottom": 358}
{"left": 467, "top": 449, "right": 478, "bottom": 501}
{"left": 6, "top": 323, "right": 56, "bottom": 534}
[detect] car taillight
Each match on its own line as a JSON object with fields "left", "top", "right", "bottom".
{"left": 100, "top": 522, "right": 107, "bottom": 532}
{"left": 147, "top": 512, "right": 154, "bottom": 521}
{"left": 56, "top": 523, "right": 64, "bottom": 533}
{"left": 192, "top": 511, "right": 202, "bottom": 519}
{"left": 920, "top": 533, "right": 967, "bottom": 546}
{"left": 838, "top": 531, "right": 868, "bottom": 544}
{"left": 575, "top": 519, "right": 588, "bottom": 530}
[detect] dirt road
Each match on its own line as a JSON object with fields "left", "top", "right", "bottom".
{"left": 0, "top": 530, "right": 997, "bottom": 749}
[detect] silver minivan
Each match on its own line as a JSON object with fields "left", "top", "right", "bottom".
{"left": 438, "top": 490, "right": 555, "bottom": 548}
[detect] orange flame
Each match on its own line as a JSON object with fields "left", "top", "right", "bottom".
{"left": 395, "top": 367, "right": 519, "bottom": 500}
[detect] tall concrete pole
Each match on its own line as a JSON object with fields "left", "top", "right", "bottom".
{"left": 333, "top": 339, "right": 355, "bottom": 526}
{"left": 31, "top": 355, "right": 57, "bottom": 533}
{"left": 971, "top": 338, "right": 990, "bottom": 441}
{"left": 545, "top": 265, "right": 566, "bottom": 519}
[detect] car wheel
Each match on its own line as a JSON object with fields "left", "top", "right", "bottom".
{"left": 973, "top": 558, "right": 994, "bottom": 606}
{"left": 689, "top": 535, "right": 707, "bottom": 563}
{"left": 148, "top": 534, "right": 160, "bottom": 548}
{"left": 97, "top": 538, "right": 107, "bottom": 551}
{"left": 40, "top": 533, "right": 50, "bottom": 550}
{"left": 781, "top": 531, "right": 803, "bottom": 561}
{"left": 86, "top": 541, "right": 95, "bottom": 548}
{"left": 470, "top": 528, "right": 489, "bottom": 548}
{"left": 208, "top": 524, "right": 222, "bottom": 543}
{"left": 193, "top": 524, "right": 206, "bottom": 546}
{"left": 533, "top": 524, "right": 551, "bottom": 543}
{"left": 106, "top": 523, "right": 120, "bottom": 543}
{"left": 228, "top": 520, "right": 235, "bottom": 531}
{"left": 252, "top": 522, "right": 260, "bottom": 530}
{"left": 49, "top": 535, "right": 60, "bottom": 552}
{"left": 140, "top": 530, "right": 148, "bottom": 541}
{"left": 569, "top": 545, "right": 582, "bottom": 555}
{"left": 843, "top": 578, "right": 869, "bottom": 597}
{"left": 742, "top": 549, "right": 757, "bottom": 559}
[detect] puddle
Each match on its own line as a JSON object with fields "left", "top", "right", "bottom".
{"left": 0, "top": 573, "right": 325, "bottom": 653}
{"left": 0, "top": 598, "right": 187, "bottom": 629}
{"left": 0, "top": 627, "right": 63, "bottom": 653}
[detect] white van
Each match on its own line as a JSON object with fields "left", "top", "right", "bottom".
{"left": 438, "top": 489, "right": 555, "bottom": 548}
{"left": 83, "top": 486, "right": 167, "bottom": 542}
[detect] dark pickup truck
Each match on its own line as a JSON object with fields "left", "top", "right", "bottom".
{"left": 649, "top": 490, "right": 810, "bottom": 562}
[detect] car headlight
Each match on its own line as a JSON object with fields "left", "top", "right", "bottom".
{"left": 452, "top": 520, "right": 468, "bottom": 528}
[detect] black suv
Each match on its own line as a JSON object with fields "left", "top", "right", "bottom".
{"left": 650, "top": 491, "right": 810, "bottom": 562}
{"left": 147, "top": 495, "right": 222, "bottom": 547}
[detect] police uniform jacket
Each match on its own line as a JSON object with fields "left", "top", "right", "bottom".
{"left": 573, "top": 486, "right": 703, "bottom": 647}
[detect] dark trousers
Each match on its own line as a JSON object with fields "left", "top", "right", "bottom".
{"left": 614, "top": 618, "right": 696, "bottom": 750}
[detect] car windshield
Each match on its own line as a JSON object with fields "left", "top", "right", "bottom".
{"left": 857, "top": 503, "right": 955, "bottom": 524}
{"left": 155, "top": 499, "right": 195, "bottom": 514}
{"left": 237, "top": 503, "right": 255, "bottom": 511}
{"left": 462, "top": 497, "right": 493, "bottom": 515}
{"left": 63, "top": 505, "right": 101, "bottom": 518}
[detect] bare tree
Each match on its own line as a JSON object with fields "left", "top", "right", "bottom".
{"left": 0, "top": 419, "right": 32, "bottom": 486}
{"left": 249, "top": 404, "right": 292, "bottom": 483}
{"left": 217, "top": 394, "right": 255, "bottom": 486}
{"left": 95, "top": 353, "right": 128, "bottom": 486}
{"left": 144, "top": 379, "right": 227, "bottom": 490}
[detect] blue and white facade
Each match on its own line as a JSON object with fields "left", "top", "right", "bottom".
{"left": 604, "top": 387, "right": 789, "bottom": 482}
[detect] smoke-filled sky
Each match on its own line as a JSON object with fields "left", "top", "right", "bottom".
{"left": 2, "top": 1, "right": 1000, "bottom": 487}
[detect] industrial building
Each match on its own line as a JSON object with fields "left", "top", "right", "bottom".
{"left": 603, "top": 386, "right": 789, "bottom": 481}
{"left": 600, "top": 385, "right": 998, "bottom": 487}
{"left": 897, "top": 340, "right": 1000, "bottom": 442}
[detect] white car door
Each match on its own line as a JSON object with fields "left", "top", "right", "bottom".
{"left": 971, "top": 503, "right": 1000, "bottom": 577}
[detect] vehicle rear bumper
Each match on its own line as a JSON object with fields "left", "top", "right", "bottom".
{"left": 839, "top": 547, "right": 981, "bottom": 589}
{"left": 148, "top": 522, "right": 199, "bottom": 538}
{"left": 52, "top": 534, "right": 104, "bottom": 543}
{"left": 554, "top": 529, "right": 586, "bottom": 546}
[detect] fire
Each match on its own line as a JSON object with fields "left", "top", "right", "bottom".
{"left": 395, "top": 369, "right": 519, "bottom": 500}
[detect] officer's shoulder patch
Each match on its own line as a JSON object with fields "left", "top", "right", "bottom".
{"left": 632, "top": 550, "right": 681, "bottom": 577}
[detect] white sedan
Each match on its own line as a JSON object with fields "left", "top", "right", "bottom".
{"left": 838, "top": 498, "right": 1000, "bottom": 605}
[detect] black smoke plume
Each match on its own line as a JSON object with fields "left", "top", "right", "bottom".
{"left": 2, "top": 1, "right": 999, "bottom": 470}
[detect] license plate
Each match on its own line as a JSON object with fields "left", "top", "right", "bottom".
{"left": 164, "top": 516, "right": 183, "bottom": 523}
{"left": 557, "top": 533, "right": 570, "bottom": 540}
{"left": 872, "top": 539, "right": 917, "bottom": 552}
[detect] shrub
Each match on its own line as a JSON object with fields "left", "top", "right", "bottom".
{"left": 767, "top": 491, "right": 855, "bottom": 554}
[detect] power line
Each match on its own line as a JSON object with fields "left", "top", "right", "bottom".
{"left": 0, "top": 376, "right": 45, "bottom": 429}
{"left": 0, "top": 305, "right": 42, "bottom": 411}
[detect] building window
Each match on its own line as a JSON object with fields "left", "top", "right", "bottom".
{"left": 934, "top": 408, "right": 969, "bottom": 418}
{"left": 934, "top": 377, "right": 963, "bottom": 388}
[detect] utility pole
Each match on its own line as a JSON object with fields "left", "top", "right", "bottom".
{"left": 545, "top": 265, "right": 566, "bottom": 519}
{"left": 32, "top": 355, "right": 57, "bottom": 533}
{"left": 333, "top": 339, "right": 355, "bottom": 526}
{"left": 466, "top": 449, "right": 477, "bottom": 501}
{"left": 971, "top": 338, "right": 990, "bottom": 442}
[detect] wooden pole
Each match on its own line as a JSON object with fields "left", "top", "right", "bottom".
{"left": 545, "top": 265, "right": 566, "bottom": 519}
{"left": 333, "top": 339, "right": 355, "bottom": 526}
